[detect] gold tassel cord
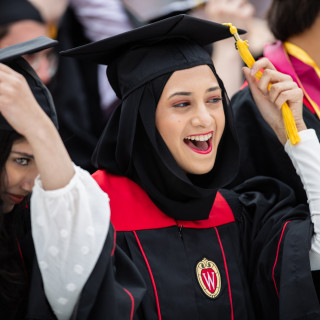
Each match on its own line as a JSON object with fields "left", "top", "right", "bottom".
{"left": 224, "top": 23, "right": 300, "bottom": 145}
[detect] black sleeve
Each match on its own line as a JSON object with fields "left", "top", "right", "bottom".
{"left": 26, "top": 224, "right": 146, "bottom": 319}
{"left": 233, "top": 176, "right": 320, "bottom": 320}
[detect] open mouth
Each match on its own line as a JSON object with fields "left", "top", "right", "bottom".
{"left": 184, "top": 132, "right": 213, "bottom": 154}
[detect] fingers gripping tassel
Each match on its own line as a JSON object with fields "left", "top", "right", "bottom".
{"left": 224, "top": 23, "right": 300, "bottom": 145}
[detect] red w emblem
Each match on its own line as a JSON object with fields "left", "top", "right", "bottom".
{"left": 196, "top": 258, "right": 221, "bottom": 298}
{"left": 201, "top": 268, "right": 217, "bottom": 293}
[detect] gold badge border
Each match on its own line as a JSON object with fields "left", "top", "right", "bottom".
{"left": 196, "top": 258, "right": 221, "bottom": 299}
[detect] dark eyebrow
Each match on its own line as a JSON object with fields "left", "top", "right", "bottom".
{"left": 168, "top": 86, "right": 221, "bottom": 99}
{"left": 168, "top": 92, "right": 191, "bottom": 99}
{"left": 11, "top": 151, "right": 34, "bottom": 159}
{"left": 207, "top": 86, "right": 221, "bottom": 93}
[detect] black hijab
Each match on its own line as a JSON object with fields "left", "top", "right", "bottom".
{"left": 94, "top": 42, "right": 238, "bottom": 220}
{"left": 62, "top": 15, "right": 241, "bottom": 220}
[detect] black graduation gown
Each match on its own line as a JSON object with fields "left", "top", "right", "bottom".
{"left": 230, "top": 86, "right": 320, "bottom": 204}
{"left": 21, "top": 171, "right": 320, "bottom": 319}
{"left": 92, "top": 170, "right": 320, "bottom": 320}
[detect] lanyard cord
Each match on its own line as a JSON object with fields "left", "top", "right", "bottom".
{"left": 283, "top": 42, "right": 320, "bottom": 120}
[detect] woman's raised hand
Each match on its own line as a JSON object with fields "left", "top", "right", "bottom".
{"left": 0, "top": 62, "right": 74, "bottom": 190}
{"left": 0, "top": 63, "right": 53, "bottom": 139}
{"left": 243, "top": 58, "right": 306, "bottom": 145}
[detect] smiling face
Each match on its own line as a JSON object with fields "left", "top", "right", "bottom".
{"left": 1, "top": 138, "right": 38, "bottom": 213}
{"left": 155, "top": 65, "right": 225, "bottom": 175}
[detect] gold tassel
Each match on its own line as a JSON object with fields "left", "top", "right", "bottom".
{"left": 224, "top": 23, "right": 300, "bottom": 145}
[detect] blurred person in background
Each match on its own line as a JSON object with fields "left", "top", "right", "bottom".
{"left": 203, "top": 0, "right": 273, "bottom": 96}
{"left": 0, "top": 0, "right": 54, "bottom": 85}
{"left": 40, "top": 0, "right": 134, "bottom": 172}
{"left": 0, "top": 0, "right": 133, "bottom": 173}
{"left": 33, "top": 0, "right": 135, "bottom": 169}
{"left": 249, "top": 0, "right": 271, "bottom": 19}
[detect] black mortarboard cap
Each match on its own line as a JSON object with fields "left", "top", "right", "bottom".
{"left": 62, "top": 14, "right": 245, "bottom": 99}
{"left": 0, "top": 0, "right": 44, "bottom": 25}
{"left": 0, "top": 36, "right": 58, "bottom": 130}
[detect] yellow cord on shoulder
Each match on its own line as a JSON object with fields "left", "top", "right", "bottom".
{"left": 224, "top": 23, "right": 300, "bottom": 145}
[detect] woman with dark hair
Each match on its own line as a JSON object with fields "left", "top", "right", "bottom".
{"left": 230, "top": 0, "right": 320, "bottom": 204}
{"left": 0, "top": 37, "right": 124, "bottom": 319}
{"left": 0, "top": 35, "right": 61, "bottom": 318}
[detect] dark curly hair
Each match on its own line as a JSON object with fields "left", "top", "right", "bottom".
{"left": 267, "top": 0, "right": 320, "bottom": 41}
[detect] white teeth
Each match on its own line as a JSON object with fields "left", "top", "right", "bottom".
{"left": 185, "top": 133, "right": 213, "bottom": 141}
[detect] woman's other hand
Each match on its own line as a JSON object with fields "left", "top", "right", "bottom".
{"left": 243, "top": 57, "right": 306, "bottom": 145}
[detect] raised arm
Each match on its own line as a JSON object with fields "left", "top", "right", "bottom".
{"left": 243, "top": 58, "right": 320, "bottom": 269}
{"left": 0, "top": 62, "right": 109, "bottom": 318}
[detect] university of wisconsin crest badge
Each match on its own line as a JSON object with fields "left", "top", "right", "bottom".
{"left": 196, "top": 258, "right": 221, "bottom": 298}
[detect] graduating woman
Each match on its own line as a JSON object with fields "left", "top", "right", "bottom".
{"left": 62, "top": 15, "right": 320, "bottom": 319}
{"left": 0, "top": 37, "right": 145, "bottom": 320}
{"left": 2, "top": 15, "right": 320, "bottom": 320}
{"left": 0, "top": 36, "right": 66, "bottom": 319}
